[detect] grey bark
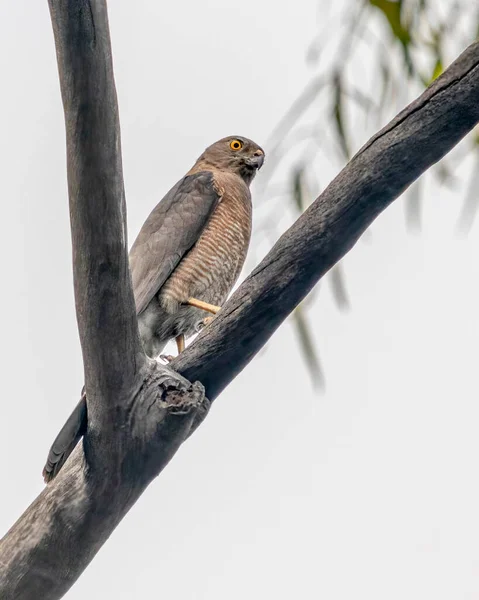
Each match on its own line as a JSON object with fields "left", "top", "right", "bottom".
{"left": 1, "top": 1, "right": 478, "bottom": 598}
{"left": 173, "top": 39, "right": 479, "bottom": 400}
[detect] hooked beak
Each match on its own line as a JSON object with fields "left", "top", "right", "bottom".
{"left": 246, "top": 150, "right": 265, "bottom": 170}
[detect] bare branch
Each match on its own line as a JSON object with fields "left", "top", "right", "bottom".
{"left": 173, "top": 41, "right": 479, "bottom": 400}
{"left": 1, "top": 5, "right": 478, "bottom": 598}
{"left": 49, "top": 0, "right": 146, "bottom": 411}
{"left": 0, "top": 362, "right": 209, "bottom": 600}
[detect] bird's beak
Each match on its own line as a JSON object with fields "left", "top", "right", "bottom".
{"left": 247, "top": 151, "right": 265, "bottom": 170}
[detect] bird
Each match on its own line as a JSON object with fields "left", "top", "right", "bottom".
{"left": 42, "top": 136, "right": 265, "bottom": 482}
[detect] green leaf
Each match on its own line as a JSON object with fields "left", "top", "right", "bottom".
{"left": 369, "top": 0, "right": 414, "bottom": 75}
{"left": 429, "top": 58, "right": 443, "bottom": 84}
{"left": 369, "top": 0, "right": 411, "bottom": 45}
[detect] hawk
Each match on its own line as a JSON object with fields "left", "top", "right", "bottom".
{"left": 43, "top": 136, "right": 264, "bottom": 482}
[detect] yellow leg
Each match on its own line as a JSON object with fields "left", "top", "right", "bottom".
{"left": 186, "top": 297, "right": 221, "bottom": 315}
{"left": 176, "top": 334, "right": 185, "bottom": 353}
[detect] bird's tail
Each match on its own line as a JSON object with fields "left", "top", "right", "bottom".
{"left": 42, "top": 393, "right": 88, "bottom": 483}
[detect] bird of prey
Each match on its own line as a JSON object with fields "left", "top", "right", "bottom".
{"left": 43, "top": 136, "right": 264, "bottom": 482}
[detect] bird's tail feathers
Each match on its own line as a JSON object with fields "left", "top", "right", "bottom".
{"left": 42, "top": 393, "right": 88, "bottom": 483}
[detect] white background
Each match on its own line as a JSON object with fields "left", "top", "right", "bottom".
{"left": 1, "top": 1, "right": 478, "bottom": 598}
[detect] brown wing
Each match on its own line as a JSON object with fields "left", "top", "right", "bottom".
{"left": 130, "top": 171, "right": 221, "bottom": 315}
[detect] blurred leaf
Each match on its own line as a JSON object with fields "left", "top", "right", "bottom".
{"left": 332, "top": 73, "right": 351, "bottom": 160}
{"left": 259, "top": 0, "right": 479, "bottom": 390}
{"left": 306, "top": 38, "right": 322, "bottom": 66}
{"left": 330, "top": 264, "right": 350, "bottom": 311}
{"left": 292, "top": 167, "right": 306, "bottom": 213}
{"left": 292, "top": 304, "right": 325, "bottom": 390}
{"left": 369, "top": 0, "right": 415, "bottom": 75}
{"left": 302, "top": 285, "right": 319, "bottom": 309}
{"left": 291, "top": 166, "right": 313, "bottom": 214}
{"left": 344, "top": 85, "right": 376, "bottom": 114}
{"left": 405, "top": 179, "right": 422, "bottom": 232}
{"left": 292, "top": 168, "right": 350, "bottom": 313}
{"left": 268, "top": 76, "right": 326, "bottom": 148}
{"left": 369, "top": 0, "right": 411, "bottom": 45}
{"left": 378, "top": 58, "right": 392, "bottom": 117}
{"left": 456, "top": 152, "right": 479, "bottom": 235}
{"left": 435, "top": 160, "right": 459, "bottom": 189}
{"left": 429, "top": 57, "right": 443, "bottom": 83}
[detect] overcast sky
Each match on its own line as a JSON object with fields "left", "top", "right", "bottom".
{"left": 1, "top": 1, "right": 479, "bottom": 599}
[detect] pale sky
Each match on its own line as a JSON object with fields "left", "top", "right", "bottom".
{"left": 1, "top": 1, "right": 479, "bottom": 599}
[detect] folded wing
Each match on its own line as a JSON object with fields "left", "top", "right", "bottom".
{"left": 130, "top": 171, "right": 221, "bottom": 315}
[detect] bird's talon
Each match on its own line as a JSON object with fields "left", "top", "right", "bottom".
{"left": 159, "top": 354, "right": 175, "bottom": 363}
{"left": 196, "top": 316, "right": 215, "bottom": 332}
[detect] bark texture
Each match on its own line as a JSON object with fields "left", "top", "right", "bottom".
{"left": 1, "top": 1, "right": 479, "bottom": 598}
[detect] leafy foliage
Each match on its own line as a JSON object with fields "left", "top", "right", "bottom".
{"left": 258, "top": 0, "right": 479, "bottom": 386}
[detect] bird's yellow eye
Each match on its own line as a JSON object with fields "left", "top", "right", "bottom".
{"left": 230, "top": 139, "right": 243, "bottom": 151}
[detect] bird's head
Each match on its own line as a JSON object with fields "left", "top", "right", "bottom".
{"left": 196, "top": 136, "right": 265, "bottom": 185}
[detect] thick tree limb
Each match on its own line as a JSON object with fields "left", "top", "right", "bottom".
{"left": 0, "top": 364, "right": 208, "bottom": 600}
{"left": 1, "top": 2, "right": 209, "bottom": 598}
{"left": 1, "top": 0, "right": 478, "bottom": 597}
{"left": 50, "top": 0, "right": 145, "bottom": 414}
{"left": 173, "top": 41, "right": 479, "bottom": 400}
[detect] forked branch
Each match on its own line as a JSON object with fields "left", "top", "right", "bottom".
{"left": 1, "top": 1, "right": 478, "bottom": 598}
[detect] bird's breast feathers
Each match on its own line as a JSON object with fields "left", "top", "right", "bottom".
{"left": 158, "top": 169, "right": 252, "bottom": 310}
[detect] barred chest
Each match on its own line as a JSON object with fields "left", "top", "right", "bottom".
{"left": 159, "top": 171, "right": 252, "bottom": 310}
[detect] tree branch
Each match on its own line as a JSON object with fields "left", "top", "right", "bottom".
{"left": 49, "top": 0, "right": 146, "bottom": 411}
{"left": 0, "top": 363, "right": 208, "bottom": 600}
{"left": 1, "top": 2, "right": 210, "bottom": 598}
{"left": 1, "top": 1, "right": 478, "bottom": 597}
{"left": 173, "top": 41, "right": 479, "bottom": 400}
